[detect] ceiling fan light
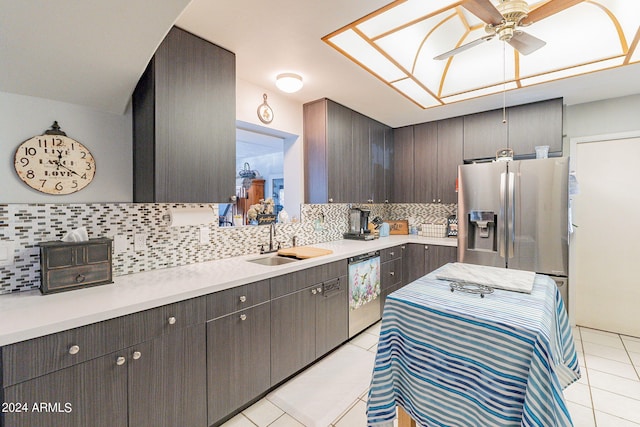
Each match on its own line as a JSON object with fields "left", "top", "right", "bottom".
{"left": 276, "top": 73, "right": 303, "bottom": 93}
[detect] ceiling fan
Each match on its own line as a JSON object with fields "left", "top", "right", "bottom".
{"left": 434, "top": 0, "right": 584, "bottom": 60}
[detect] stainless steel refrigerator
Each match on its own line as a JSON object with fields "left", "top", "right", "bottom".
{"left": 457, "top": 158, "right": 569, "bottom": 297}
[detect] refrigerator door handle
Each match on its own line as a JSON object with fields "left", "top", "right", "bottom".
{"left": 507, "top": 171, "right": 516, "bottom": 259}
{"left": 499, "top": 172, "right": 507, "bottom": 258}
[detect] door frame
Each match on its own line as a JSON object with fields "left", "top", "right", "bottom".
{"left": 568, "top": 130, "right": 640, "bottom": 327}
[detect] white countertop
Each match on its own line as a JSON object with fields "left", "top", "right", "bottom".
{"left": 0, "top": 235, "right": 456, "bottom": 346}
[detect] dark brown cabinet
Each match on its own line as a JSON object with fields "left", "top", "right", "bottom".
{"left": 463, "top": 109, "right": 508, "bottom": 161}
{"left": 380, "top": 246, "right": 403, "bottom": 317}
{"left": 402, "top": 244, "right": 457, "bottom": 285}
{"left": 436, "top": 117, "right": 464, "bottom": 204}
{"left": 270, "top": 260, "right": 347, "bottom": 385}
{"left": 507, "top": 98, "right": 563, "bottom": 156}
{"left": 132, "top": 26, "right": 236, "bottom": 203}
{"left": 463, "top": 98, "right": 563, "bottom": 161}
{"left": 207, "top": 302, "right": 271, "bottom": 425}
{"left": 304, "top": 98, "right": 393, "bottom": 203}
{"left": 392, "top": 126, "right": 415, "bottom": 203}
{"left": 393, "top": 118, "right": 462, "bottom": 204}
{"left": 413, "top": 122, "right": 438, "bottom": 203}
{"left": 1, "top": 297, "right": 207, "bottom": 427}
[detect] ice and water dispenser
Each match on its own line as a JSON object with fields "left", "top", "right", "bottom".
{"left": 467, "top": 210, "right": 497, "bottom": 252}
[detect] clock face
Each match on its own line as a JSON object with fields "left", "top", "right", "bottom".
{"left": 14, "top": 134, "right": 96, "bottom": 195}
{"left": 257, "top": 104, "right": 273, "bottom": 124}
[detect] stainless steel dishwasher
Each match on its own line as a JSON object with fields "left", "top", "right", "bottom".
{"left": 348, "top": 251, "right": 381, "bottom": 337}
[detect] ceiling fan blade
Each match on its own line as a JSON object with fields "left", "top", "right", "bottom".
{"left": 434, "top": 35, "right": 495, "bottom": 60}
{"left": 507, "top": 31, "right": 547, "bottom": 55}
{"left": 521, "top": 0, "right": 584, "bottom": 25}
{"left": 462, "top": 0, "right": 504, "bottom": 26}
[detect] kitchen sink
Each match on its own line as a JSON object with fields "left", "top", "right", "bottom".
{"left": 246, "top": 255, "right": 299, "bottom": 266}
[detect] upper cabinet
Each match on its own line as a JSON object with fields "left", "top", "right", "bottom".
{"left": 304, "top": 98, "right": 393, "bottom": 204}
{"left": 393, "top": 117, "right": 463, "bottom": 204}
{"left": 132, "top": 27, "right": 236, "bottom": 203}
{"left": 507, "top": 98, "right": 563, "bottom": 156}
{"left": 463, "top": 98, "right": 563, "bottom": 161}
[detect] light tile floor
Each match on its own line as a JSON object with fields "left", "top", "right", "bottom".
{"left": 222, "top": 323, "right": 640, "bottom": 427}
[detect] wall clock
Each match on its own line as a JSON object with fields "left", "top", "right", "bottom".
{"left": 14, "top": 121, "right": 96, "bottom": 195}
{"left": 257, "top": 93, "right": 274, "bottom": 124}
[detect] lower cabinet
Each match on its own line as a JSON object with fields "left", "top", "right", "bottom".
{"left": 270, "top": 273, "right": 348, "bottom": 386}
{"left": 1, "top": 298, "right": 207, "bottom": 427}
{"left": 380, "top": 246, "right": 404, "bottom": 317}
{"left": 207, "top": 302, "right": 271, "bottom": 426}
{"left": 2, "top": 351, "right": 128, "bottom": 427}
{"left": 1, "top": 323, "right": 207, "bottom": 427}
{"left": 402, "top": 244, "right": 457, "bottom": 285}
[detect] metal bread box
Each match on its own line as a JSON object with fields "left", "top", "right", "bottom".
{"left": 39, "top": 238, "right": 113, "bottom": 294}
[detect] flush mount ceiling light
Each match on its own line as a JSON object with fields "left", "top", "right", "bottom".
{"left": 323, "top": 0, "right": 640, "bottom": 110}
{"left": 276, "top": 73, "right": 304, "bottom": 93}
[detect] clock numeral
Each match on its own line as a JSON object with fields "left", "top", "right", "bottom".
{"left": 54, "top": 138, "right": 64, "bottom": 147}
{"left": 38, "top": 138, "right": 47, "bottom": 148}
{"left": 71, "top": 180, "right": 78, "bottom": 189}
{"left": 54, "top": 182, "right": 64, "bottom": 191}
{"left": 24, "top": 147, "right": 37, "bottom": 156}
{"left": 19, "top": 157, "right": 29, "bottom": 167}
{"left": 80, "top": 151, "right": 87, "bottom": 159}
{"left": 85, "top": 162, "right": 92, "bottom": 171}
{"left": 80, "top": 173, "right": 87, "bottom": 180}
{"left": 26, "top": 170, "right": 35, "bottom": 179}
{"left": 39, "top": 179, "right": 47, "bottom": 188}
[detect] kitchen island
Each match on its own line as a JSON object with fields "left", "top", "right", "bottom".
{"left": 367, "top": 263, "right": 580, "bottom": 427}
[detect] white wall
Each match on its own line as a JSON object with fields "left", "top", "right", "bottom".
{"left": 235, "top": 78, "right": 304, "bottom": 217}
{"left": 1, "top": 78, "right": 306, "bottom": 207}
{"left": 1, "top": 91, "right": 133, "bottom": 203}
{"left": 565, "top": 93, "right": 640, "bottom": 141}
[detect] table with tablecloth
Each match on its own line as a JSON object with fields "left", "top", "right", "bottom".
{"left": 366, "top": 263, "right": 580, "bottom": 427}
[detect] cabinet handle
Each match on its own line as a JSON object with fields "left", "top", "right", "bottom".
{"left": 132, "top": 351, "right": 142, "bottom": 360}
{"left": 167, "top": 316, "right": 177, "bottom": 325}
{"left": 401, "top": 246, "right": 405, "bottom": 249}
{"left": 311, "top": 289, "right": 317, "bottom": 295}
{"left": 390, "top": 271, "right": 395, "bottom": 276}
{"left": 425, "top": 246, "right": 429, "bottom": 250}
{"left": 240, "top": 314, "right": 247, "bottom": 321}
{"left": 432, "top": 199, "right": 436, "bottom": 203}
{"left": 75, "top": 274, "right": 86, "bottom": 283}
{"left": 438, "top": 199, "right": 441, "bottom": 203}
{"left": 239, "top": 295, "right": 247, "bottom": 303}
{"left": 116, "top": 356, "right": 126, "bottom": 366}
{"left": 317, "top": 287, "right": 322, "bottom": 294}
{"left": 328, "top": 198, "right": 333, "bottom": 203}
{"left": 389, "top": 252, "right": 394, "bottom": 256}
{"left": 68, "top": 345, "right": 80, "bottom": 355}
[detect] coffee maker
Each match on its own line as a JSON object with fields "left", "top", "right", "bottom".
{"left": 344, "top": 208, "right": 377, "bottom": 240}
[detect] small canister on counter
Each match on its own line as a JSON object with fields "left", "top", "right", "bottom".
{"left": 447, "top": 214, "right": 458, "bottom": 237}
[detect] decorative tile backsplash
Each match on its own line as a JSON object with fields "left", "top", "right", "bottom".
{"left": 0, "top": 202, "right": 455, "bottom": 294}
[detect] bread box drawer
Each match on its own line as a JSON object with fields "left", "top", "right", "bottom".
{"left": 39, "top": 238, "right": 113, "bottom": 294}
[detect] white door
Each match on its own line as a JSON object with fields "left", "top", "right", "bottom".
{"left": 571, "top": 132, "right": 640, "bottom": 336}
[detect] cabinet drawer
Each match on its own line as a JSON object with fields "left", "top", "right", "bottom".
{"left": 207, "top": 279, "right": 270, "bottom": 320}
{"left": 380, "top": 246, "right": 402, "bottom": 263}
{"left": 1, "top": 317, "right": 124, "bottom": 387}
{"left": 164, "top": 296, "right": 206, "bottom": 329}
{"left": 381, "top": 258, "right": 403, "bottom": 290}
{"left": 44, "top": 262, "right": 112, "bottom": 292}
{"left": 1, "top": 297, "right": 206, "bottom": 387}
{"left": 271, "top": 260, "right": 347, "bottom": 298}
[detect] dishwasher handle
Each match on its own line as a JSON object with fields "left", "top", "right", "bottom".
{"left": 348, "top": 251, "right": 380, "bottom": 264}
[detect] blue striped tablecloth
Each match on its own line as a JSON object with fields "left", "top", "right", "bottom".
{"left": 367, "top": 264, "right": 580, "bottom": 427}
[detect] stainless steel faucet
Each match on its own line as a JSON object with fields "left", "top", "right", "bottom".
{"left": 269, "top": 223, "right": 276, "bottom": 252}
{"left": 259, "top": 223, "right": 279, "bottom": 254}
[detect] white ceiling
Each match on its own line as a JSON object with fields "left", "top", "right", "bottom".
{"left": 2, "top": 0, "right": 640, "bottom": 128}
